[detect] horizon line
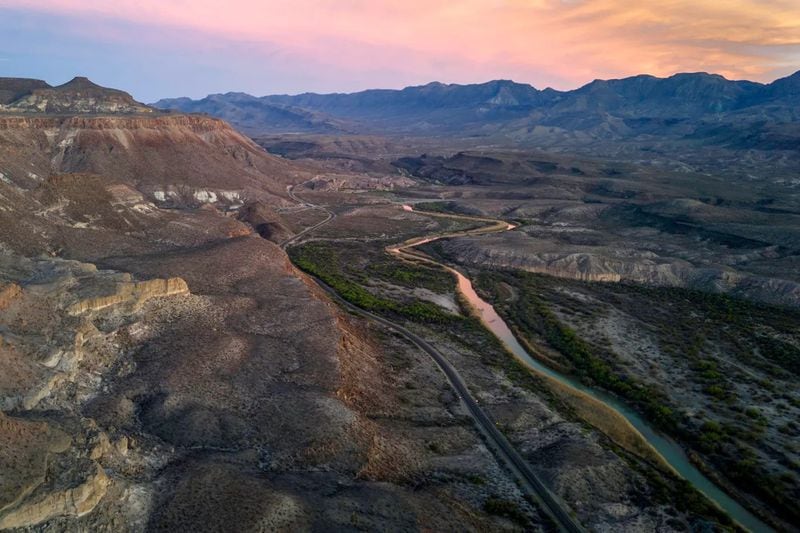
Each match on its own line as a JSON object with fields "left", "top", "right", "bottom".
{"left": 5, "top": 67, "right": 797, "bottom": 103}
{"left": 152, "top": 68, "right": 800, "bottom": 101}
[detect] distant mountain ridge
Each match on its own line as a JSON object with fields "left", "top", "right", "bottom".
{"left": 0, "top": 76, "right": 153, "bottom": 114}
{"left": 153, "top": 71, "right": 800, "bottom": 148}
{"left": 154, "top": 91, "right": 349, "bottom": 134}
{"left": 0, "top": 78, "right": 51, "bottom": 105}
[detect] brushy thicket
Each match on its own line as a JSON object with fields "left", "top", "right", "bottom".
{"left": 290, "top": 242, "right": 457, "bottom": 324}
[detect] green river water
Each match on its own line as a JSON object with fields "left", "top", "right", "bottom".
{"left": 399, "top": 205, "right": 771, "bottom": 532}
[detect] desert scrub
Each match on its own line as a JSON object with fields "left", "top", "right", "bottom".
{"left": 290, "top": 242, "right": 457, "bottom": 324}
{"left": 476, "top": 270, "right": 680, "bottom": 433}
{"left": 473, "top": 269, "right": 800, "bottom": 526}
{"left": 482, "top": 497, "right": 531, "bottom": 526}
{"left": 365, "top": 255, "right": 454, "bottom": 294}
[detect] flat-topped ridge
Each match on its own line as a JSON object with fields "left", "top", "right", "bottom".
{"left": 0, "top": 78, "right": 52, "bottom": 105}
{"left": 0, "top": 76, "right": 154, "bottom": 114}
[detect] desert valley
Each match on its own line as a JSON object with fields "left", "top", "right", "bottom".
{"left": 0, "top": 59, "right": 799, "bottom": 533}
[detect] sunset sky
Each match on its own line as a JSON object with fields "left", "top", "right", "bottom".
{"left": 1, "top": 0, "right": 799, "bottom": 101}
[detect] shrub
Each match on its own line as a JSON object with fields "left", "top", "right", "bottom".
{"left": 483, "top": 498, "right": 529, "bottom": 525}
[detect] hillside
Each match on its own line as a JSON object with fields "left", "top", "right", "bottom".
{"left": 0, "top": 78, "right": 51, "bottom": 105}
{"left": 0, "top": 113, "right": 304, "bottom": 207}
{"left": 0, "top": 77, "right": 573, "bottom": 531}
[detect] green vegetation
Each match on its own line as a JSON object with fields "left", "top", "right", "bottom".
{"left": 413, "top": 201, "right": 467, "bottom": 215}
{"left": 477, "top": 271, "right": 679, "bottom": 432}
{"left": 290, "top": 242, "right": 456, "bottom": 323}
{"left": 697, "top": 420, "right": 726, "bottom": 453}
{"left": 287, "top": 237, "right": 750, "bottom": 531}
{"left": 465, "top": 474, "right": 486, "bottom": 485}
{"left": 472, "top": 269, "right": 800, "bottom": 526}
{"left": 364, "top": 254, "right": 454, "bottom": 294}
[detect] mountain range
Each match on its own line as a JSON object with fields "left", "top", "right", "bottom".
{"left": 153, "top": 71, "right": 800, "bottom": 150}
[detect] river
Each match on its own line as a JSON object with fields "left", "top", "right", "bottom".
{"left": 396, "top": 205, "right": 771, "bottom": 533}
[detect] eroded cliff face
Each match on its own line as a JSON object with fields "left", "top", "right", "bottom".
{"left": 67, "top": 277, "right": 189, "bottom": 315}
{"left": 0, "top": 412, "right": 71, "bottom": 515}
{"left": 0, "top": 463, "right": 110, "bottom": 530}
{"left": 4, "top": 92, "right": 151, "bottom": 114}
{"left": 0, "top": 113, "right": 307, "bottom": 207}
{"left": 439, "top": 233, "right": 800, "bottom": 307}
{"left": 0, "top": 254, "right": 190, "bottom": 529}
{"left": 432, "top": 209, "right": 800, "bottom": 306}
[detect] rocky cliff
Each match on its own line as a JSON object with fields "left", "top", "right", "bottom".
{"left": 0, "top": 463, "right": 110, "bottom": 530}
{"left": 0, "top": 253, "right": 191, "bottom": 529}
{"left": 67, "top": 276, "right": 189, "bottom": 315}
{"left": 436, "top": 229, "right": 800, "bottom": 307}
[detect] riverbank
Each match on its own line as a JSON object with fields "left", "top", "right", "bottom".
{"left": 283, "top": 194, "right": 751, "bottom": 531}
{"left": 394, "top": 205, "right": 771, "bottom": 532}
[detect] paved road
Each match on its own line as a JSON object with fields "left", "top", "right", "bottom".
{"left": 284, "top": 190, "right": 585, "bottom": 533}
{"left": 315, "top": 280, "right": 584, "bottom": 532}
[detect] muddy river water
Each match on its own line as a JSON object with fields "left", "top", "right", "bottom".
{"left": 395, "top": 205, "right": 770, "bottom": 532}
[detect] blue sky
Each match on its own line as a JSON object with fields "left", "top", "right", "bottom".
{"left": 2, "top": 1, "right": 798, "bottom": 102}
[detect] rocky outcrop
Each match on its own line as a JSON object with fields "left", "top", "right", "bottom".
{"left": 0, "top": 256, "right": 192, "bottom": 410}
{"left": 149, "top": 186, "right": 244, "bottom": 207}
{"left": 0, "top": 255, "right": 194, "bottom": 529}
{"left": 67, "top": 277, "right": 189, "bottom": 315}
{"left": 0, "top": 282, "right": 22, "bottom": 310}
{"left": 0, "top": 413, "right": 71, "bottom": 515}
{"left": 0, "top": 463, "right": 109, "bottom": 529}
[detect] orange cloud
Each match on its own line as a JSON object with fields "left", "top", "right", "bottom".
{"left": 2, "top": 0, "right": 798, "bottom": 88}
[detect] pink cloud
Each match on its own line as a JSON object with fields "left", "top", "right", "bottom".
{"left": 2, "top": 0, "right": 799, "bottom": 90}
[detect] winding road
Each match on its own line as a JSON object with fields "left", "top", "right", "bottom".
{"left": 281, "top": 186, "right": 773, "bottom": 533}
{"left": 283, "top": 187, "right": 585, "bottom": 533}
{"left": 280, "top": 186, "right": 335, "bottom": 250}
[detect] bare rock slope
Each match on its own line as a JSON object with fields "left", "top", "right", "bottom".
{"left": 0, "top": 78, "right": 545, "bottom": 531}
